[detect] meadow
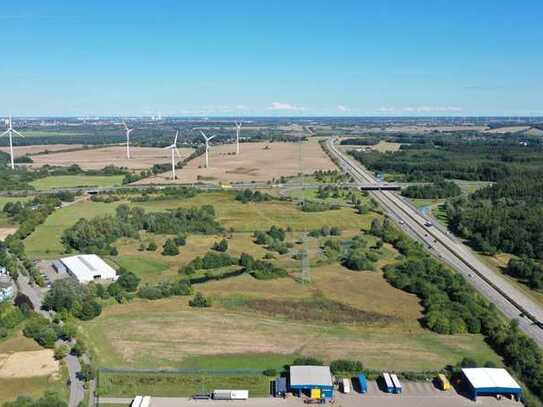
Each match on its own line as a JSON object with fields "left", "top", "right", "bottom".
{"left": 29, "top": 175, "right": 125, "bottom": 190}
{"left": 24, "top": 191, "right": 377, "bottom": 259}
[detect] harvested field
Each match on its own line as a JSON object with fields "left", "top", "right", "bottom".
{"left": 0, "top": 228, "right": 16, "bottom": 241}
{"left": 0, "top": 349, "right": 59, "bottom": 379}
{"left": 30, "top": 146, "right": 194, "bottom": 170}
{"left": 483, "top": 126, "right": 531, "bottom": 134}
{"left": 0, "top": 144, "right": 84, "bottom": 157}
{"left": 136, "top": 140, "right": 335, "bottom": 184}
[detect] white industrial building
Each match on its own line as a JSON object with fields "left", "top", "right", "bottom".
{"left": 59, "top": 254, "right": 118, "bottom": 284}
{"left": 462, "top": 368, "right": 522, "bottom": 401}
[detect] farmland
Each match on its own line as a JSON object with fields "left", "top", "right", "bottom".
{"left": 0, "top": 144, "right": 84, "bottom": 157}
{"left": 29, "top": 146, "right": 194, "bottom": 170}
{"left": 137, "top": 140, "right": 335, "bottom": 184}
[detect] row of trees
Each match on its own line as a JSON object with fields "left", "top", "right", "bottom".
{"left": 235, "top": 189, "right": 272, "bottom": 203}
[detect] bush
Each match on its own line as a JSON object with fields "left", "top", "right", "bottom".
{"left": 330, "top": 359, "right": 363, "bottom": 374}
{"left": 54, "top": 344, "right": 69, "bottom": 360}
{"left": 292, "top": 357, "right": 323, "bottom": 366}
{"left": 147, "top": 241, "right": 157, "bottom": 251}
{"left": 263, "top": 368, "right": 277, "bottom": 377}
{"left": 189, "top": 292, "right": 211, "bottom": 308}
{"left": 162, "top": 239, "right": 179, "bottom": 256}
{"left": 117, "top": 271, "right": 140, "bottom": 292}
{"left": 212, "top": 239, "right": 228, "bottom": 252}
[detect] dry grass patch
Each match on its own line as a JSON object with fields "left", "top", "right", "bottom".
{"left": 0, "top": 144, "right": 83, "bottom": 157}
{"left": 0, "top": 228, "right": 16, "bottom": 242}
{"left": 30, "top": 146, "right": 194, "bottom": 170}
{"left": 137, "top": 140, "right": 335, "bottom": 184}
{"left": 0, "top": 349, "right": 59, "bottom": 379}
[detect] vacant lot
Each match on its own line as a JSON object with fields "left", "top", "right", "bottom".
{"left": 137, "top": 140, "right": 335, "bottom": 184}
{"left": 0, "top": 334, "right": 67, "bottom": 403}
{"left": 30, "top": 146, "right": 194, "bottom": 170}
{"left": 30, "top": 175, "right": 125, "bottom": 190}
{"left": 0, "top": 144, "right": 84, "bottom": 157}
{"left": 80, "top": 262, "right": 500, "bottom": 372}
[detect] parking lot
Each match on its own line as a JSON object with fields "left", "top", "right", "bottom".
{"left": 99, "top": 381, "right": 520, "bottom": 407}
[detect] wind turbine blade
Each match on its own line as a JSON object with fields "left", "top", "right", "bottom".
{"left": 163, "top": 145, "right": 174, "bottom": 150}
{"left": 122, "top": 121, "right": 128, "bottom": 130}
{"left": 208, "top": 135, "right": 216, "bottom": 141}
{"left": 199, "top": 130, "right": 207, "bottom": 139}
{"left": 174, "top": 129, "right": 179, "bottom": 145}
{"left": 12, "top": 130, "right": 25, "bottom": 138}
{"left": 0, "top": 130, "right": 9, "bottom": 137}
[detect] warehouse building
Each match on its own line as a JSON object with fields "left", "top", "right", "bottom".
{"left": 60, "top": 254, "right": 118, "bottom": 284}
{"left": 462, "top": 368, "right": 522, "bottom": 401}
{"left": 289, "top": 365, "right": 334, "bottom": 400}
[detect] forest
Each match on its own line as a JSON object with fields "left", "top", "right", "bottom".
{"left": 446, "top": 176, "right": 543, "bottom": 261}
{"left": 402, "top": 180, "right": 461, "bottom": 199}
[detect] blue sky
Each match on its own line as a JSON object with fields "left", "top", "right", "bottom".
{"left": 1, "top": 0, "right": 542, "bottom": 116}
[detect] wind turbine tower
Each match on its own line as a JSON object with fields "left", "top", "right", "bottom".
{"left": 234, "top": 122, "right": 242, "bottom": 155}
{"left": 164, "top": 130, "right": 181, "bottom": 180}
{"left": 199, "top": 131, "right": 216, "bottom": 168}
{"left": 122, "top": 121, "right": 134, "bottom": 159}
{"left": 1, "top": 116, "right": 25, "bottom": 170}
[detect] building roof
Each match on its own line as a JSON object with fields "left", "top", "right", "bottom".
{"left": 462, "top": 368, "right": 521, "bottom": 390}
{"left": 60, "top": 254, "right": 117, "bottom": 283}
{"left": 290, "top": 366, "right": 333, "bottom": 387}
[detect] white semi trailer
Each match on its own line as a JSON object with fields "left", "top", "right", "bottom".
{"left": 213, "top": 390, "right": 249, "bottom": 400}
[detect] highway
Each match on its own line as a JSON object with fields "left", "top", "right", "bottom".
{"left": 325, "top": 138, "right": 543, "bottom": 348}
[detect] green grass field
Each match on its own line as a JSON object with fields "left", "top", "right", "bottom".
{"left": 25, "top": 200, "right": 118, "bottom": 258}
{"left": 24, "top": 191, "right": 376, "bottom": 259}
{"left": 30, "top": 175, "right": 125, "bottom": 191}
{"left": 97, "top": 370, "right": 271, "bottom": 397}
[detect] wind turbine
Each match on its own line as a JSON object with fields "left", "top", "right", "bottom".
{"left": 1, "top": 116, "right": 25, "bottom": 170}
{"left": 234, "top": 122, "right": 242, "bottom": 155}
{"left": 164, "top": 130, "right": 181, "bottom": 180}
{"left": 199, "top": 131, "right": 216, "bottom": 168}
{"left": 122, "top": 121, "right": 134, "bottom": 159}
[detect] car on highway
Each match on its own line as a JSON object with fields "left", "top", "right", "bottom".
{"left": 424, "top": 221, "right": 433, "bottom": 227}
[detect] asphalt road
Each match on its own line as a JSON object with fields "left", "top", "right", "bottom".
{"left": 325, "top": 138, "right": 543, "bottom": 348}
{"left": 17, "top": 274, "right": 86, "bottom": 407}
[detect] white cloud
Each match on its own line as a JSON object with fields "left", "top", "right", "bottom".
{"left": 268, "top": 102, "right": 304, "bottom": 111}
{"left": 337, "top": 105, "right": 348, "bottom": 112}
{"left": 378, "top": 106, "right": 463, "bottom": 114}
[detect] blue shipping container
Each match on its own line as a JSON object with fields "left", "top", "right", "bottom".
{"left": 357, "top": 374, "right": 368, "bottom": 393}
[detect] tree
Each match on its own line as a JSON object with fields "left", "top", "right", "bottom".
{"left": 117, "top": 271, "right": 140, "bottom": 292}
{"left": 43, "top": 279, "right": 84, "bottom": 313}
{"left": 162, "top": 239, "right": 179, "bottom": 256}
{"left": 147, "top": 241, "right": 157, "bottom": 251}
{"left": 189, "top": 292, "right": 211, "bottom": 308}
